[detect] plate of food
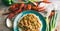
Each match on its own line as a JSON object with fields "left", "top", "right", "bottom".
{"left": 13, "top": 10, "right": 46, "bottom": 31}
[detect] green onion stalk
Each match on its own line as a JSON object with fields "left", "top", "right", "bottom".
{"left": 49, "top": 11, "right": 58, "bottom": 31}
{"left": 46, "top": 17, "right": 49, "bottom": 31}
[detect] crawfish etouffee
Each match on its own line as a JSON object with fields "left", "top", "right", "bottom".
{"left": 18, "top": 14, "right": 41, "bottom": 31}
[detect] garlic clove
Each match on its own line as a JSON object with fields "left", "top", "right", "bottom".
{"left": 6, "top": 18, "right": 13, "bottom": 28}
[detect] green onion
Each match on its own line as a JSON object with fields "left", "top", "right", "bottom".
{"left": 49, "top": 12, "right": 58, "bottom": 31}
